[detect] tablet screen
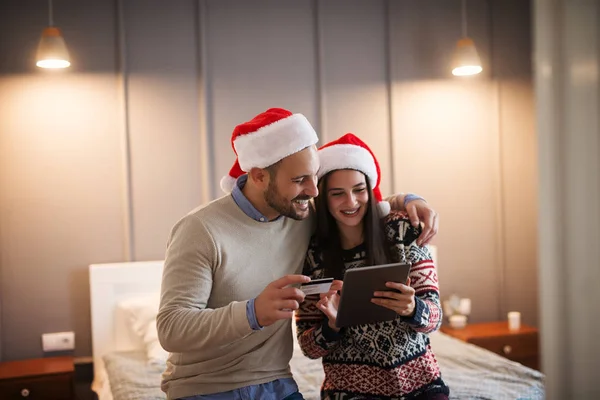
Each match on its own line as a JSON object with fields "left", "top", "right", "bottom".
{"left": 336, "top": 262, "right": 411, "bottom": 328}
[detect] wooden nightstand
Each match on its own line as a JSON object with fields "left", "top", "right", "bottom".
{"left": 441, "top": 321, "right": 540, "bottom": 370}
{"left": 0, "top": 356, "right": 74, "bottom": 399}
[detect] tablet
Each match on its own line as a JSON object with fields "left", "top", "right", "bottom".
{"left": 335, "top": 262, "right": 411, "bottom": 328}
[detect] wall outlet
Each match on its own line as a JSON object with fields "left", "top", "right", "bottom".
{"left": 42, "top": 331, "right": 75, "bottom": 352}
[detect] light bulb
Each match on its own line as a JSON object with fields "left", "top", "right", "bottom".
{"left": 451, "top": 38, "right": 482, "bottom": 76}
{"left": 36, "top": 27, "right": 71, "bottom": 69}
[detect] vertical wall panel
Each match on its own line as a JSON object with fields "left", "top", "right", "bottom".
{"left": 0, "top": 0, "right": 123, "bottom": 360}
{"left": 319, "top": 0, "right": 392, "bottom": 195}
{"left": 205, "top": 0, "right": 318, "bottom": 197}
{"left": 392, "top": 0, "right": 491, "bottom": 81}
{"left": 390, "top": 80, "right": 502, "bottom": 322}
{"left": 536, "top": 0, "right": 600, "bottom": 395}
{"left": 390, "top": 0, "right": 502, "bottom": 322}
{"left": 491, "top": 0, "right": 538, "bottom": 326}
{"left": 561, "top": 0, "right": 599, "bottom": 392}
{"left": 123, "top": 0, "right": 202, "bottom": 261}
{"left": 497, "top": 81, "right": 537, "bottom": 324}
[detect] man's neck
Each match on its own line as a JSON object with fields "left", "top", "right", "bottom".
{"left": 242, "top": 182, "right": 281, "bottom": 221}
{"left": 338, "top": 224, "right": 364, "bottom": 250}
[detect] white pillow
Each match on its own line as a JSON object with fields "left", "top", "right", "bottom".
{"left": 142, "top": 318, "right": 169, "bottom": 368}
{"left": 117, "top": 294, "right": 168, "bottom": 366}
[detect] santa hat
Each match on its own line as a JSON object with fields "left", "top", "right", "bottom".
{"left": 220, "top": 108, "right": 319, "bottom": 193}
{"left": 317, "top": 133, "right": 391, "bottom": 217}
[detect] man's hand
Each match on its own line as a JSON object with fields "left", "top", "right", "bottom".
{"left": 405, "top": 199, "right": 438, "bottom": 246}
{"left": 255, "top": 275, "right": 310, "bottom": 327}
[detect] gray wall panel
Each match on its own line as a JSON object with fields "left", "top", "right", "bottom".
{"left": 319, "top": 0, "right": 392, "bottom": 195}
{"left": 123, "top": 0, "right": 202, "bottom": 261}
{"left": 535, "top": 0, "right": 600, "bottom": 395}
{"left": 390, "top": 79, "right": 502, "bottom": 323}
{"left": 491, "top": 0, "right": 537, "bottom": 326}
{"left": 0, "top": 0, "right": 123, "bottom": 360}
{"left": 390, "top": 0, "right": 500, "bottom": 322}
{"left": 205, "top": 0, "right": 318, "bottom": 196}
{"left": 392, "top": 0, "right": 491, "bottom": 81}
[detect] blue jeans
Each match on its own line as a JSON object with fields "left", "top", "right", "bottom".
{"left": 178, "top": 392, "right": 304, "bottom": 400}
{"left": 283, "top": 393, "right": 305, "bottom": 400}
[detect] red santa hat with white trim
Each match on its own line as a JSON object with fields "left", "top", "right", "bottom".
{"left": 317, "top": 133, "right": 391, "bottom": 217}
{"left": 220, "top": 108, "right": 319, "bottom": 193}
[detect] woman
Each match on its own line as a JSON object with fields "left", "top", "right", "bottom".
{"left": 295, "top": 133, "right": 449, "bottom": 399}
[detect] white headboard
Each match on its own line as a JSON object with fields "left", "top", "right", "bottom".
{"left": 89, "top": 260, "right": 164, "bottom": 383}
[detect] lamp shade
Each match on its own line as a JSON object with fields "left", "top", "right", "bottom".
{"left": 36, "top": 27, "right": 70, "bottom": 69}
{"left": 451, "top": 38, "right": 482, "bottom": 76}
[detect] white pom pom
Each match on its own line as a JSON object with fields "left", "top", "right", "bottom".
{"left": 377, "top": 201, "right": 391, "bottom": 218}
{"left": 220, "top": 175, "right": 237, "bottom": 193}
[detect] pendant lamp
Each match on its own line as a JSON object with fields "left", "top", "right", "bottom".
{"left": 36, "top": 0, "right": 71, "bottom": 69}
{"left": 452, "top": 0, "right": 482, "bottom": 76}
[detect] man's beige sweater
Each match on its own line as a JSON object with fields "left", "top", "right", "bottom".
{"left": 157, "top": 195, "right": 312, "bottom": 399}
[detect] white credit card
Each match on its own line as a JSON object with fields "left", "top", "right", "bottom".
{"left": 300, "top": 278, "right": 334, "bottom": 295}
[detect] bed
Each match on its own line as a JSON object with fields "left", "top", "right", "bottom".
{"left": 89, "top": 256, "right": 545, "bottom": 400}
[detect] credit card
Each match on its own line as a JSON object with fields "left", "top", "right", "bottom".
{"left": 300, "top": 278, "right": 334, "bottom": 295}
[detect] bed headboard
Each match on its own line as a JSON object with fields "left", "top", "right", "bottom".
{"left": 89, "top": 260, "right": 164, "bottom": 382}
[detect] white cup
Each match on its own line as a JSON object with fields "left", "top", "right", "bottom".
{"left": 508, "top": 311, "right": 521, "bottom": 331}
{"left": 442, "top": 300, "right": 454, "bottom": 316}
{"left": 449, "top": 314, "right": 467, "bottom": 329}
{"left": 458, "top": 298, "right": 472, "bottom": 316}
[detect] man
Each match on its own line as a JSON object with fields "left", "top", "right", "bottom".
{"left": 157, "top": 108, "right": 438, "bottom": 400}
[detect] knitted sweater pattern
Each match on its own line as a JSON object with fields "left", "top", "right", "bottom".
{"left": 296, "top": 211, "right": 449, "bottom": 399}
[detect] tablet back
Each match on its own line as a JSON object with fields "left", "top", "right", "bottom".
{"left": 336, "top": 262, "right": 411, "bottom": 328}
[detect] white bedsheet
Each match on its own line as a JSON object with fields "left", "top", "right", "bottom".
{"left": 97, "top": 330, "right": 544, "bottom": 400}
{"left": 290, "top": 330, "right": 545, "bottom": 399}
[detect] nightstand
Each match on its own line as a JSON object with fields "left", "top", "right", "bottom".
{"left": 441, "top": 321, "right": 539, "bottom": 370}
{"left": 0, "top": 356, "right": 74, "bottom": 399}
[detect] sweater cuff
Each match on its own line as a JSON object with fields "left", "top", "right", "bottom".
{"left": 321, "top": 319, "right": 342, "bottom": 342}
{"left": 401, "top": 297, "right": 427, "bottom": 326}
{"left": 403, "top": 193, "right": 426, "bottom": 208}
{"left": 234, "top": 300, "right": 255, "bottom": 335}
{"left": 246, "top": 298, "right": 263, "bottom": 331}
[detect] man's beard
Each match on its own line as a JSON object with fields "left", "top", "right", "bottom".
{"left": 264, "top": 179, "right": 311, "bottom": 221}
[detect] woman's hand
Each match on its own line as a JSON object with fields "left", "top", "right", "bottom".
{"left": 371, "top": 278, "right": 416, "bottom": 317}
{"left": 316, "top": 280, "right": 343, "bottom": 331}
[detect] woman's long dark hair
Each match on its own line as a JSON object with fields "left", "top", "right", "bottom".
{"left": 314, "top": 170, "right": 395, "bottom": 280}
